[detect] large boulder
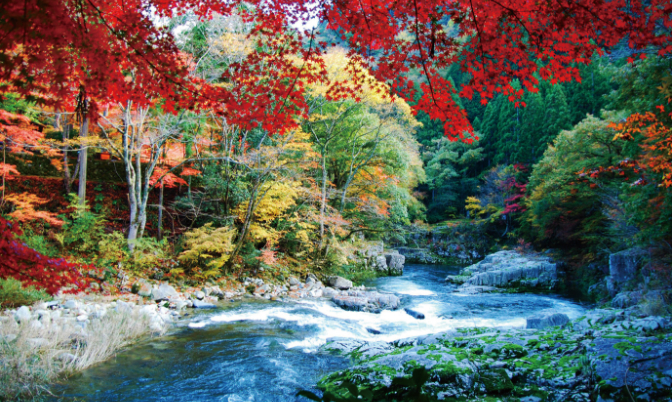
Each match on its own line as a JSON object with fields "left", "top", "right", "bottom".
{"left": 447, "top": 250, "right": 557, "bottom": 290}
{"left": 526, "top": 312, "right": 569, "bottom": 329}
{"left": 14, "top": 306, "right": 32, "bottom": 323}
{"left": 152, "top": 283, "right": 178, "bottom": 301}
{"left": 384, "top": 253, "right": 405, "bottom": 276}
{"left": 326, "top": 276, "right": 353, "bottom": 290}
{"left": 332, "top": 290, "right": 400, "bottom": 313}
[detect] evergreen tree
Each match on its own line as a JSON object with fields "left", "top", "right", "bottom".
{"left": 479, "top": 96, "right": 501, "bottom": 166}
{"left": 517, "top": 92, "right": 545, "bottom": 163}
{"left": 539, "top": 85, "right": 571, "bottom": 159}
{"left": 494, "top": 97, "right": 519, "bottom": 164}
{"left": 565, "top": 59, "right": 612, "bottom": 125}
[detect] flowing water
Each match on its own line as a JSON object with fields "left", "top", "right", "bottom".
{"left": 55, "top": 264, "right": 587, "bottom": 401}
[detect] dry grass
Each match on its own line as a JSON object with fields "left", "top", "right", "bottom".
{"left": 0, "top": 307, "right": 152, "bottom": 401}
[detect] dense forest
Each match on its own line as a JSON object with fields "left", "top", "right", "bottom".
{"left": 1, "top": 0, "right": 671, "bottom": 400}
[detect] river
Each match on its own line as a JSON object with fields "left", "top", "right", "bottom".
{"left": 55, "top": 264, "right": 587, "bottom": 401}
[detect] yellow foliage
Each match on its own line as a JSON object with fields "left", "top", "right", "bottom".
{"left": 234, "top": 181, "right": 299, "bottom": 243}
{"left": 465, "top": 196, "right": 485, "bottom": 217}
{"left": 178, "top": 223, "right": 237, "bottom": 271}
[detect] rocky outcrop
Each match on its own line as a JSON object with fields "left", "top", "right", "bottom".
{"left": 384, "top": 252, "right": 405, "bottom": 276}
{"left": 348, "top": 241, "right": 405, "bottom": 276}
{"left": 606, "top": 247, "right": 646, "bottom": 296}
{"left": 318, "top": 309, "right": 672, "bottom": 402}
{"left": 332, "top": 290, "right": 400, "bottom": 313}
{"left": 446, "top": 250, "right": 558, "bottom": 290}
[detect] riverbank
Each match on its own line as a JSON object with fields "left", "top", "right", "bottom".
{"left": 316, "top": 308, "right": 672, "bottom": 402}
{"left": 0, "top": 267, "right": 395, "bottom": 400}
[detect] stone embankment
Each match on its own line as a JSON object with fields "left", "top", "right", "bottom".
{"left": 319, "top": 308, "right": 672, "bottom": 402}
{"left": 446, "top": 250, "right": 558, "bottom": 292}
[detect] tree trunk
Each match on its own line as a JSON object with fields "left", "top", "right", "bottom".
{"left": 318, "top": 147, "right": 328, "bottom": 252}
{"left": 157, "top": 181, "right": 164, "bottom": 241}
{"left": 77, "top": 117, "right": 89, "bottom": 205}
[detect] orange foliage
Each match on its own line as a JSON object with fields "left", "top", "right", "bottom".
{"left": 4, "top": 192, "right": 64, "bottom": 226}
{"left": 610, "top": 105, "right": 672, "bottom": 187}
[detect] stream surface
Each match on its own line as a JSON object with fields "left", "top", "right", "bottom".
{"left": 56, "top": 264, "right": 587, "bottom": 401}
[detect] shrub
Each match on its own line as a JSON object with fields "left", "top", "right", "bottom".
{"left": 178, "top": 223, "right": 237, "bottom": 279}
{"left": 0, "top": 277, "right": 51, "bottom": 309}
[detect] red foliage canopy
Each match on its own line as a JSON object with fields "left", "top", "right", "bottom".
{"left": 1, "top": 0, "right": 671, "bottom": 140}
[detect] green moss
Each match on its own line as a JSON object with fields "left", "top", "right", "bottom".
{"left": 480, "top": 369, "right": 514, "bottom": 393}
{"left": 613, "top": 341, "right": 642, "bottom": 356}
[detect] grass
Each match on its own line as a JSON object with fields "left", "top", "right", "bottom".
{"left": 0, "top": 306, "right": 152, "bottom": 401}
{"left": 0, "top": 278, "right": 52, "bottom": 309}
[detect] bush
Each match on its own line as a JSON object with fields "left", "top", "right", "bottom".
{"left": 56, "top": 196, "right": 106, "bottom": 254}
{"left": 0, "top": 278, "right": 51, "bottom": 309}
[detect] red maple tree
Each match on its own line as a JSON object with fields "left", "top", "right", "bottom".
{"left": 0, "top": 217, "right": 97, "bottom": 295}
{"left": 2, "top": 0, "right": 670, "bottom": 141}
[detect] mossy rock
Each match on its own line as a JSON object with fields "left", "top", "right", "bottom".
{"left": 480, "top": 369, "right": 514, "bottom": 393}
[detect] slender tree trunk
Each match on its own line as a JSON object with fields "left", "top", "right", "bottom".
{"left": 157, "top": 181, "right": 164, "bottom": 241}
{"left": 77, "top": 117, "right": 89, "bottom": 205}
{"left": 318, "top": 146, "right": 328, "bottom": 252}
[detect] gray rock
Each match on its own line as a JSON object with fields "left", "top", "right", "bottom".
{"left": 288, "top": 276, "right": 301, "bottom": 286}
{"left": 374, "top": 255, "right": 388, "bottom": 271}
{"left": 358, "top": 341, "right": 394, "bottom": 359}
{"left": 526, "top": 313, "right": 570, "bottom": 329}
{"left": 136, "top": 279, "right": 152, "bottom": 297}
{"left": 323, "top": 338, "right": 367, "bottom": 355}
{"left": 589, "top": 336, "right": 672, "bottom": 397}
{"left": 306, "top": 273, "right": 318, "bottom": 285}
{"left": 152, "top": 283, "right": 178, "bottom": 301}
{"left": 611, "top": 291, "right": 641, "bottom": 308}
{"left": 45, "top": 301, "right": 60, "bottom": 309}
{"left": 326, "top": 276, "right": 353, "bottom": 290}
{"left": 384, "top": 253, "right": 405, "bottom": 275}
{"left": 450, "top": 251, "right": 558, "bottom": 290}
{"left": 14, "top": 306, "right": 32, "bottom": 322}
{"left": 115, "top": 300, "right": 133, "bottom": 312}
{"left": 607, "top": 248, "right": 645, "bottom": 295}
{"left": 57, "top": 352, "right": 77, "bottom": 363}
{"left": 191, "top": 300, "right": 217, "bottom": 309}
{"left": 63, "top": 300, "right": 79, "bottom": 309}
{"left": 209, "top": 286, "right": 224, "bottom": 298}
{"left": 332, "top": 291, "right": 400, "bottom": 313}
{"left": 322, "top": 287, "right": 339, "bottom": 297}
{"left": 404, "top": 307, "right": 425, "bottom": 319}
{"left": 194, "top": 290, "right": 206, "bottom": 300}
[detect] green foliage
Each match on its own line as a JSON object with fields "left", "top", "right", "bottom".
{"left": 0, "top": 277, "right": 51, "bottom": 309}
{"left": 56, "top": 196, "right": 106, "bottom": 254}
{"left": 0, "top": 93, "right": 40, "bottom": 121}
{"left": 98, "top": 232, "right": 172, "bottom": 275}
{"left": 520, "top": 112, "right": 628, "bottom": 258}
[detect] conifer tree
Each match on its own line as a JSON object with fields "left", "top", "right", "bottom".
{"left": 539, "top": 85, "right": 571, "bottom": 159}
